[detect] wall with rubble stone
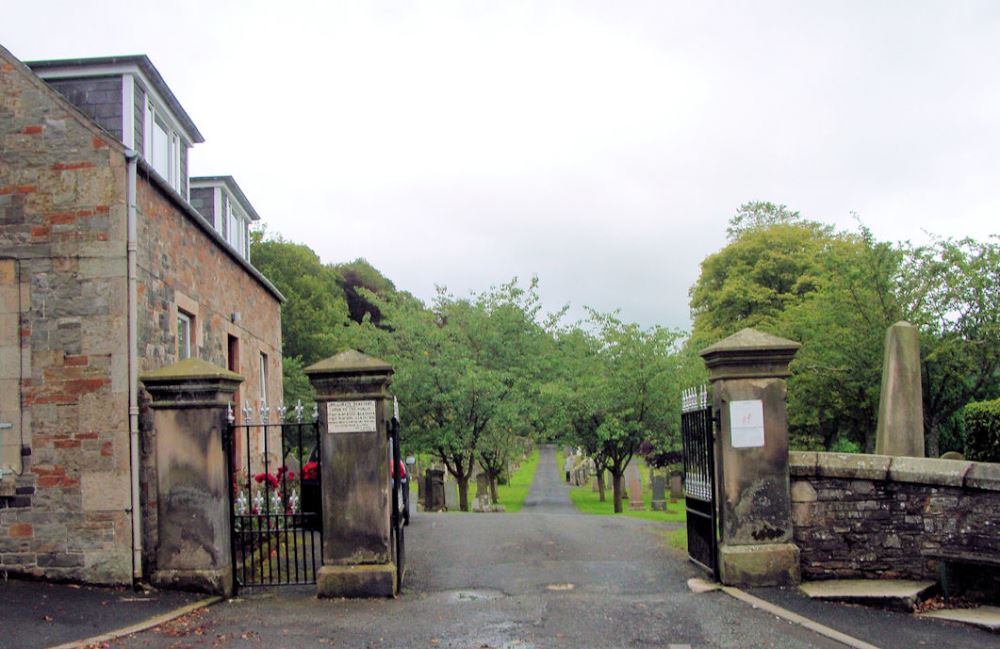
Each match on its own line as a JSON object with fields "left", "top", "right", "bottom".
{"left": 790, "top": 451, "right": 1000, "bottom": 582}
{"left": 0, "top": 48, "right": 133, "bottom": 584}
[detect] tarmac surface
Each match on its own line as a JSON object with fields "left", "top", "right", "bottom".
{"left": 0, "top": 579, "right": 202, "bottom": 649}
{"left": 2, "top": 445, "right": 997, "bottom": 648}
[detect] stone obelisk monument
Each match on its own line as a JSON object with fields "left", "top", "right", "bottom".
{"left": 875, "top": 321, "right": 925, "bottom": 457}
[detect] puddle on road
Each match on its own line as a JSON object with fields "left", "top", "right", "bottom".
{"left": 444, "top": 588, "right": 506, "bottom": 602}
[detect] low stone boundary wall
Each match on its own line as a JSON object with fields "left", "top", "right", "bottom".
{"left": 789, "top": 452, "right": 1000, "bottom": 581}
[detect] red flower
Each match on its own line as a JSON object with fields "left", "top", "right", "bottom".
{"left": 254, "top": 473, "right": 266, "bottom": 483}
{"left": 266, "top": 474, "right": 279, "bottom": 488}
{"left": 277, "top": 466, "right": 287, "bottom": 476}
{"left": 302, "top": 461, "right": 319, "bottom": 480}
{"left": 287, "top": 471, "right": 295, "bottom": 480}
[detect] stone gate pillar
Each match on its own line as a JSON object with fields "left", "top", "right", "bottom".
{"left": 140, "top": 358, "right": 242, "bottom": 596}
{"left": 700, "top": 328, "right": 801, "bottom": 586}
{"left": 306, "top": 349, "right": 396, "bottom": 597}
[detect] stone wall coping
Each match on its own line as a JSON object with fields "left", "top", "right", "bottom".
{"left": 790, "top": 451, "right": 1000, "bottom": 492}
{"left": 140, "top": 357, "right": 243, "bottom": 384}
{"left": 305, "top": 349, "right": 393, "bottom": 376}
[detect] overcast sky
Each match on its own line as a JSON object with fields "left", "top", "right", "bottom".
{"left": 4, "top": 1, "right": 998, "bottom": 330}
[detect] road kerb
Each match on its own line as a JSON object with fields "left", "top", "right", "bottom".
{"left": 45, "top": 595, "right": 223, "bottom": 649}
{"left": 719, "top": 585, "right": 882, "bottom": 649}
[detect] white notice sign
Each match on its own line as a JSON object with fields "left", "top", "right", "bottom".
{"left": 730, "top": 400, "right": 765, "bottom": 448}
{"left": 327, "top": 400, "right": 377, "bottom": 434}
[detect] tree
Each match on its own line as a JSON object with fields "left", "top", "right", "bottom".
{"left": 689, "top": 210, "right": 834, "bottom": 350}
{"left": 360, "top": 278, "right": 550, "bottom": 511}
{"left": 725, "top": 201, "right": 802, "bottom": 240}
{"left": 588, "top": 311, "right": 685, "bottom": 512}
{"left": 333, "top": 258, "right": 398, "bottom": 327}
{"left": 778, "top": 227, "right": 904, "bottom": 451}
{"left": 902, "top": 237, "right": 1000, "bottom": 456}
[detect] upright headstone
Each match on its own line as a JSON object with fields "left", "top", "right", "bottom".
{"left": 627, "top": 463, "right": 645, "bottom": 511}
{"left": 444, "top": 476, "right": 459, "bottom": 510}
{"left": 669, "top": 473, "right": 683, "bottom": 502}
{"left": 875, "top": 321, "right": 925, "bottom": 457}
{"left": 424, "top": 468, "right": 445, "bottom": 511}
{"left": 140, "top": 359, "right": 242, "bottom": 596}
{"left": 306, "top": 350, "right": 397, "bottom": 598}
{"left": 651, "top": 474, "right": 667, "bottom": 511}
{"left": 701, "top": 328, "right": 801, "bottom": 587}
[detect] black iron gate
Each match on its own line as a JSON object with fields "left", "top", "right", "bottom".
{"left": 388, "top": 398, "right": 405, "bottom": 589}
{"left": 681, "top": 386, "right": 718, "bottom": 578}
{"left": 225, "top": 402, "right": 322, "bottom": 591}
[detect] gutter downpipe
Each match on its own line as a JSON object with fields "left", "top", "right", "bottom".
{"left": 125, "top": 149, "right": 142, "bottom": 584}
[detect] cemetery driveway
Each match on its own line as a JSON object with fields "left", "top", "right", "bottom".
{"left": 105, "top": 444, "right": 846, "bottom": 649}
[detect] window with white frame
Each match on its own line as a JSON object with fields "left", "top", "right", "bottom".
{"left": 225, "top": 197, "right": 251, "bottom": 260}
{"left": 145, "top": 101, "right": 182, "bottom": 191}
{"left": 258, "top": 351, "right": 269, "bottom": 455}
{"left": 177, "top": 311, "right": 193, "bottom": 359}
{"left": 259, "top": 352, "right": 268, "bottom": 411}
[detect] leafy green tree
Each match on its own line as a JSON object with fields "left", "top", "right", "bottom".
{"left": 333, "top": 258, "right": 398, "bottom": 326}
{"left": 902, "top": 237, "right": 1000, "bottom": 455}
{"left": 778, "top": 227, "right": 905, "bottom": 451}
{"left": 588, "top": 311, "right": 685, "bottom": 512}
{"left": 689, "top": 209, "right": 834, "bottom": 350}
{"left": 360, "top": 278, "right": 550, "bottom": 511}
{"left": 251, "top": 232, "right": 354, "bottom": 406}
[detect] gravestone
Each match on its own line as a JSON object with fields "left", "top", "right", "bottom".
{"left": 875, "top": 321, "right": 925, "bottom": 457}
{"left": 283, "top": 452, "right": 302, "bottom": 477}
{"left": 651, "top": 475, "right": 667, "bottom": 511}
{"left": 475, "top": 473, "right": 492, "bottom": 511}
{"left": 444, "top": 477, "right": 459, "bottom": 510}
{"left": 669, "top": 473, "right": 683, "bottom": 502}
{"left": 627, "top": 463, "right": 645, "bottom": 511}
{"left": 424, "top": 468, "right": 445, "bottom": 511}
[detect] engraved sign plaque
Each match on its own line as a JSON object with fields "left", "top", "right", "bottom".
{"left": 730, "top": 399, "right": 765, "bottom": 448}
{"left": 327, "top": 400, "right": 378, "bottom": 434}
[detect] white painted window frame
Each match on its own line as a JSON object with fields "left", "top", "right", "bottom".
{"left": 177, "top": 311, "right": 192, "bottom": 360}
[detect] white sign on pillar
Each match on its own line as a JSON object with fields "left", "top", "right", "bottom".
{"left": 730, "top": 400, "right": 765, "bottom": 448}
{"left": 327, "top": 400, "right": 378, "bottom": 433}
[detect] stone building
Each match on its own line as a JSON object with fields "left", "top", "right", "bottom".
{"left": 0, "top": 45, "right": 284, "bottom": 585}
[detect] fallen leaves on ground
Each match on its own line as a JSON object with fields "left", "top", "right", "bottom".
{"left": 913, "top": 595, "right": 978, "bottom": 613}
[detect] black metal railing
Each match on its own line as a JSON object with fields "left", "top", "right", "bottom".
{"left": 225, "top": 402, "right": 322, "bottom": 591}
{"left": 681, "top": 386, "right": 718, "bottom": 578}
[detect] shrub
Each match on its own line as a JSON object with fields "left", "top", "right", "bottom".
{"left": 963, "top": 398, "right": 1000, "bottom": 463}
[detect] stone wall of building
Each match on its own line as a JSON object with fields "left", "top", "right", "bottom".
{"left": 134, "top": 169, "right": 283, "bottom": 576}
{"left": 790, "top": 452, "right": 1000, "bottom": 581}
{"left": 0, "top": 49, "right": 134, "bottom": 584}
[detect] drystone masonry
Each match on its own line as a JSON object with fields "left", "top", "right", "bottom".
{"left": 790, "top": 452, "right": 1000, "bottom": 584}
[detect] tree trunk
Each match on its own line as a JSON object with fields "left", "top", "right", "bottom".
{"left": 612, "top": 472, "right": 624, "bottom": 513}
{"left": 458, "top": 477, "right": 470, "bottom": 511}
{"left": 597, "top": 470, "right": 606, "bottom": 502}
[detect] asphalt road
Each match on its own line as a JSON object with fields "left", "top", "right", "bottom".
{"left": 106, "top": 446, "right": 845, "bottom": 648}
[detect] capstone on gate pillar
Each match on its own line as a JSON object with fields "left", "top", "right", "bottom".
{"left": 700, "top": 328, "right": 801, "bottom": 587}
{"left": 305, "top": 349, "right": 396, "bottom": 597}
{"left": 140, "top": 358, "right": 242, "bottom": 596}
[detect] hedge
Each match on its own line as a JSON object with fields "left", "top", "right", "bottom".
{"left": 963, "top": 398, "right": 1000, "bottom": 463}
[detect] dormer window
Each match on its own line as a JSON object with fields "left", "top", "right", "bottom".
{"left": 26, "top": 55, "right": 204, "bottom": 197}
{"left": 189, "top": 176, "right": 261, "bottom": 262}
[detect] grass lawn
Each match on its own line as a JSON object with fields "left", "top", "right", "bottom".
{"left": 475, "top": 449, "right": 540, "bottom": 513}
{"left": 568, "top": 479, "right": 686, "bottom": 524}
